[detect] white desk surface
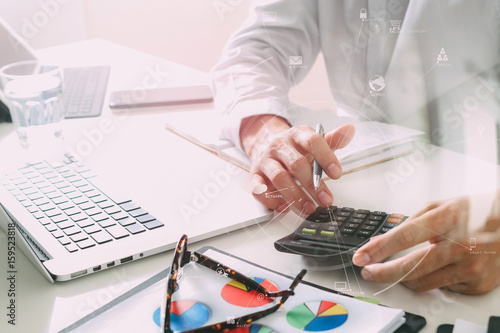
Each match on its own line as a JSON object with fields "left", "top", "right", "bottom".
{"left": 1, "top": 39, "right": 499, "bottom": 333}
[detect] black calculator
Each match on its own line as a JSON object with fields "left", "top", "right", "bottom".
{"left": 275, "top": 206, "right": 407, "bottom": 263}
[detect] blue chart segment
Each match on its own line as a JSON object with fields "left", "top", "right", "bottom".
{"left": 153, "top": 300, "right": 210, "bottom": 331}
{"left": 286, "top": 300, "right": 348, "bottom": 331}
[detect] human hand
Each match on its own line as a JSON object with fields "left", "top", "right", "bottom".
{"left": 352, "top": 196, "right": 500, "bottom": 295}
{"left": 240, "top": 115, "right": 355, "bottom": 214}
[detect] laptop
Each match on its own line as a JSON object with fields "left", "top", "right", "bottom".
{"left": 0, "top": 31, "right": 273, "bottom": 283}
{"left": 0, "top": 17, "right": 109, "bottom": 119}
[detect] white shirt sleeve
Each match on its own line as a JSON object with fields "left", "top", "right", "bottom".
{"left": 210, "top": 0, "right": 320, "bottom": 152}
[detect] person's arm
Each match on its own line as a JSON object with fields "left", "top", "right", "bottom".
{"left": 353, "top": 192, "right": 500, "bottom": 294}
{"left": 211, "top": 0, "right": 321, "bottom": 152}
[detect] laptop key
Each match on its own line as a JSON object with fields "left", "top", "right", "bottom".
{"left": 40, "top": 202, "right": 57, "bottom": 212}
{"left": 85, "top": 207, "right": 101, "bottom": 216}
{"left": 51, "top": 214, "right": 68, "bottom": 224}
{"left": 27, "top": 206, "right": 39, "bottom": 213}
{"left": 38, "top": 217, "right": 51, "bottom": 225}
{"left": 79, "top": 201, "right": 95, "bottom": 210}
{"left": 106, "top": 225, "right": 129, "bottom": 239}
{"left": 104, "top": 206, "right": 121, "bottom": 215}
{"left": 137, "top": 214, "right": 156, "bottom": 223}
{"left": 58, "top": 220, "right": 75, "bottom": 229}
{"left": 33, "top": 211, "right": 45, "bottom": 219}
{"left": 32, "top": 193, "right": 50, "bottom": 206}
{"left": 70, "top": 233, "right": 89, "bottom": 243}
{"left": 77, "top": 238, "right": 95, "bottom": 249}
{"left": 47, "top": 191, "right": 64, "bottom": 200}
{"left": 97, "top": 200, "right": 113, "bottom": 209}
{"left": 91, "top": 231, "right": 113, "bottom": 244}
{"left": 118, "top": 217, "right": 136, "bottom": 227}
{"left": 65, "top": 243, "right": 79, "bottom": 253}
{"left": 46, "top": 208, "right": 64, "bottom": 218}
{"left": 52, "top": 230, "right": 64, "bottom": 239}
{"left": 83, "top": 224, "right": 101, "bottom": 234}
{"left": 120, "top": 201, "right": 140, "bottom": 212}
{"left": 130, "top": 208, "right": 148, "bottom": 218}
{"left": 59, "top": 201, "right": 75, "bottom": 210}
{"left": 98, "top": 219, "right": 116, "bottom": 228}
{"left": 45, "top": 223, "right": 58, "bottom": 232}
{"left": 70, "top": 212, "right": 88, "bottom": 222}
{"left": 76, "top": 218, "right": 94, "bottom": 228}
{"left": 126, "top": 223, "right": 145, "bottom": 234}
{"left": 111, "top": 211, "right": 128, "bottom": 220}
{"left": 58, "top": 236, "right": 71, "bottom": 246}
{"left": 73, "top": 196, "right": 89, "bottom": 205}
{"left": 63, "top": 226, "right": 82, "bottom": 236}
{"left": 143, "top": 220, "right": 164, "bottom": 230}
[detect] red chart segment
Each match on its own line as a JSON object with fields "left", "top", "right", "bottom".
{"left": 287, "top": 300, "right": 348, "bottom": 331}
{"left": 221, "top": 277, "right": 278, "bottom": 308}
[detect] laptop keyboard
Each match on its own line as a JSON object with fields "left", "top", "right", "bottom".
{"left": 0, "top": 154, "right": 164, "bottom": 253}
{"left": 62, "top": 66, "right": 110, "bottom": 119}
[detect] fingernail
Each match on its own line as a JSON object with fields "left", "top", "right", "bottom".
{"left": 302, "top": 201, "right": 316, "bottom": 214}
{"left": 328, "top": 163, "right": 342, "bottom": 179}
{"left": 318, "top": 191, "right": 333, "bottom": 207}
{"left": 361, "top": 268, "right": 373, "bottom": 282}
{"left": 251, "top": 180, "right": 267, "bottom": 195}
{"left": 353, "top": 252, "right": 371, "bottom": 266}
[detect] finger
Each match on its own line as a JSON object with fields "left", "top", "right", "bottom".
{"left": 270, "top": 144, "right": 333, "bottom": 208}
{"left": 402, "top": 264, "right": 466, "bottom": 292}
{"left": 325, "top": 124, "right": 356, "bottom": 150}
{"left": 359, "top": 243, "right": 452, "bottom": 284}
{"left": 353, "top": 207, "right": 455, "bottom": 266}
{"left": 259, "top": 158, "right": 316, "bottom": 214}
{"left": 250, "top": 173, "right": 289, "bottom": 212}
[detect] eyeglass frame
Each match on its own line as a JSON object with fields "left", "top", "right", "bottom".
{"left": 162, "top": 234, "right": 307, "bottom": 332}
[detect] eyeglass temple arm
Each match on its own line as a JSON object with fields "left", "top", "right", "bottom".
{"left": 190, "top": 251, "right": 306, "bottom": 298}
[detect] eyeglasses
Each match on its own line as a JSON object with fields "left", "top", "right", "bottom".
{"left": 162, "top": 234, "right": 307, "bottom": 332}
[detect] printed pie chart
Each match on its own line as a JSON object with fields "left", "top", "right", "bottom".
{"left": 286, "top": 300, "right": 348, "bottom": 331}
{"left": 221, "top": 277, "right": 278, "bottom": 307}
{"left": 153, "top": 300, "right": 210, "bottom": 331}
{"left": 227, "top": 324, "right": 275, "bottom": 333}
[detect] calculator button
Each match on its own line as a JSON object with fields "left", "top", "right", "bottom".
{"left": 341, "top": 228, "right": 355, "bottom": 234}
{"left": 336, "top": 211, "right": 350, "bottom": 217}
{"left": 352, "top": 213, "right": 367, "bottom": 219}
{"left": 385, "top": 222, "right": 399, "bottom": 228}
{"left": 302, "top": 228, "right": 317, "bottom": 235}
{"left": 387, "top": 217, "right": 402, "bottom": 224}
{"left": 380, "top": 227, "right": 391, "bottom": 233}
{"left": 368, "top": 215, "right": 383, "bottom": 221}
{"left": 349, "top": 218, "right": 363, "bottom": 224}
{"left": 390, "top": 213, "right": 405, "bottom": 219}
{"left": 345, "top": 223, "right": 359, "bottom": 229}
{"left": 355, "top": 209, "right": 370, "bottom": 214}
{"left": 361, "top": 225, "right": 376, "bottom": 231}
{"left": 334, "top": 216, "right": 347, "bottom": 222}
{"left": 320, "top": 230, "right": 335, "bottom": 237}
{"left": 366, "top": 220, "right": 380, "bottom": 226}
{"left": 372, "top": 211, "right": 386, "bottom": 216}
{"left": 358, "top": 230, "right": 372, "bottom": 237}
{"left": 341, "top": 207, "right": 354, "bottom": 212}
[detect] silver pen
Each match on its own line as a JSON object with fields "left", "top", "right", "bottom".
{"left": 313, "top": 123, "right": 324, "bottom": 190}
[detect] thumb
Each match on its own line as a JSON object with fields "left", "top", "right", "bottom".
{"left": 324, "top": 124, "right": 355, "bottom": 150}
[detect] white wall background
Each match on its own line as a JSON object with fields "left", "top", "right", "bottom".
{"left": 0, "top": 0, "right": 334, "bottom": 109}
